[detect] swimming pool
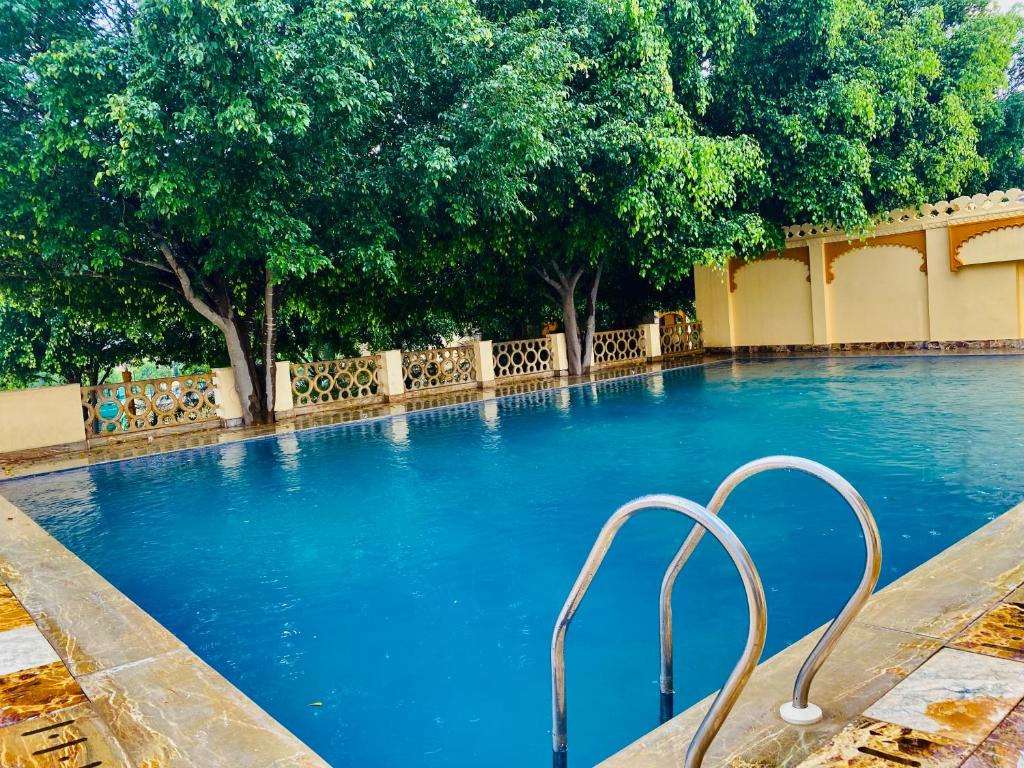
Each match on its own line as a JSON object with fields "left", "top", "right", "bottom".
{"left": 3, "top": 356, "right": 1024, "bottom": 767}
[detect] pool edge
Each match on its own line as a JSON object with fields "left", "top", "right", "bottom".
{"left": 599, "top": 499, "right": 1024, "bottom": 768}
{"left": 5, "top": 348, "right": 1023, "bottom": 483}
{"left": 0, "top": 492, "right": 332, "bottom": 767}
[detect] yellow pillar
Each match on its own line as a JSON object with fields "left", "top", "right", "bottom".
{"left": 212, "top": 367, "right": 244, "bottom": 424}
{"left": 376, "top": 350, "right": 406, "bottom": 401}
{"left": 273, "top": 361, "right": 294, "bottom": 415}
{"left": 640, "top": 323, "right": 662, "bottom": 361}
{"left": 548, "top": 333, "right": 569, "bottom": 375}
{"left": 472, "top": 340, "right": 496, "bottom": 388}
{"left": 806, "top": 239, "right": 830, "bottom": 345}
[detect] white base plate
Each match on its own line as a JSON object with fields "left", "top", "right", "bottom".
{"left": 779, "top": 701, "right": 823, "bottom": 725}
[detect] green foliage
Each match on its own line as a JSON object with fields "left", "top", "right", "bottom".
{"left": 705, "top": 0, "right": 1024, "bottom": 231}
{"left": 0, "top": 275, "right": 218, "bottom": 388}
{"left": 1, "top": 0, "right": 1022, "bottom": 386}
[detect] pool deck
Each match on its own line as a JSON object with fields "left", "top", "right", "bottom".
{"left": 1, "top": 350, "right": 1023, "bottom": 767}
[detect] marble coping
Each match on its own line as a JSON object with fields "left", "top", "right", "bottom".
{"left": 0, "top": 493, "right": 331, "bottom": 767}
{"left": 600, "top": 500, "right": 1024, "bottom": 768}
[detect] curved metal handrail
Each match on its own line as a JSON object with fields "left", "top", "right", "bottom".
{"left": 552, "top": 494, "right": 767, "bottom": 768}
{"left": 658, "top": 456, "right": 881, "bottom": 725}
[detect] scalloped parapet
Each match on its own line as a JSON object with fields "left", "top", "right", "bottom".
{"left": 782, "top": 189, "right": 1024, "bottom": 241}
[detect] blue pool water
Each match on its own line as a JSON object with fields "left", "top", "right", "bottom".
{"left": 3, "top": 356, "right": 1024, "bottom": 767}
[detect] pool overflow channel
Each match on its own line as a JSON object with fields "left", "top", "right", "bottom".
{"left": 550, "top": 456, "right": 883, "bottom": 768}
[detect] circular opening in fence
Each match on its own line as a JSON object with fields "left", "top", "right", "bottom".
{"left": 181, "top": 390, "right": 201, "bottom": 411}
{"left": 154, "top": 394, "right": 175, "bottom": 413}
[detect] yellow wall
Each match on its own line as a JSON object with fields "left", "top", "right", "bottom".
{"left": 926, "top": 226, "right": 1020, "bottom": 342}
{"left": 1019, "top": 263, "right": 1024, "bottom": 338}
{"left": 694, "top": 265, "right": 733, "bottom": 348}
{"left": 732, "top": 260, "right": 814, "bottom": 345}
{"left": 828, "top": 246, "right": 929, "bottom": 343}
{"left": 696, "top": 209, "right": 1024, "bottom": 348}
{"left": 0, "top": 384, "right": 86, "bottom": 454}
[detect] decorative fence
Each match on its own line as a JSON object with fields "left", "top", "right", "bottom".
{"left": 492, "top": 337, "right": 553, "bottom": 380}
{"left": 8, "top": 318, "right": 706, "bottom": 453}
{"left": 402, "top": 345, "right": 477, "bottom": 392}
{"left": 82, "top": 373, "right": 218, "bottom": 436}
{"left": 593, "top": 328, "right": 646, "bottom": 367}
{"left": 660, "top": 319, "right": 702, "bottom": 357}
{"left": 289, "top": 357, "right": 382, "bottom": 412}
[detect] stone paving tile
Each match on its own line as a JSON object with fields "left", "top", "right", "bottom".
{"left": 0, "top": 502, "right": 186, "bottom": 677}
{"left": 952, "top": 603, "right": 1024, "bottom": 662}
{"left": 0, "top": 661, "right": 87, "bottom": 728}
{"left": 80, "top": 649, "right": 331, "bottom": 768}
{"left": 597, "top": 622, "right": 943, "bottom": 768}
{"left": 794, "top": 716, "right": 975, "bottom": 768}
{"left": 0, "top": 701, "right": 132, "bottom": 767}
{"left": 863, "top": 648, "right": 1024, "bottom": 746}
{"left": 0, "top": 626, "right": 60, "bottom": 677}
{"left": 0, "top": 587, "right": 33, "bottom": 633}
{"left": 854, "top": 508, "right": 1024, "bottom": 641}
{"left": 961, "top": 700, "right": 1024, "bottom": 768}
{"left": 1006, "top": 585, "right": 1024, "bottom": 608}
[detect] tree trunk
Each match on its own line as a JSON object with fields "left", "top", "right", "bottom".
{"left": 580, "top": 261, "right": 603, "bottom": 373}
{"left": 152, "top": 229, "right": 266, "bottom": 426}
{"left": 539, "top": 260, "right": 604, "bottom": 376}
{"left": 262, "top": 267, "right": 278, "bottom": 423}
{"left": 222, "top": 314, "right": 262, "bottom": 426}
{"left": 561, "top": 289, "right": 583, "bottom": 375}
{"left": 539, "top": 260, "right": 585, "bottom": 375}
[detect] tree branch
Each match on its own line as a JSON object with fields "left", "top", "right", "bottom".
{"left": 587, "top": 259, "right": 604, "bottom": 306}
{"left": 124, "top": 255, "right": 174, "bottom": 274}
{"left": 147, "top": 224, "right": 228, "bottom": 331}
{"left": 534, "top": 265, "right": 564, "bottom": 295}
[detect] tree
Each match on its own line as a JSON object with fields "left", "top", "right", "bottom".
{"left": 1, "top": 0, "right": 391, "bottom": 424}
{"left": 438, "top": 0, "right": 772, "bottom": 374}
{"left": 703, "top": 0, "right": 1024, "bottom": 231}
{"left": 1, "top": 0, "right": 603, "bottom": 413}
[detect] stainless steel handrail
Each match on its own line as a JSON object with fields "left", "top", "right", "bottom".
{"left": 658, "top": 456, "right": 881, "bottom": 725}
{"left": 551, "top": 494, "right": 767, "bottom": 768}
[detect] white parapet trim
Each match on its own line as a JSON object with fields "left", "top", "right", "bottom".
{"left": 0, "top": 383, "right": 87, "bottom": 454}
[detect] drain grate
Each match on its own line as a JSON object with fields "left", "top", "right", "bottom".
{"left": 857, "top": 745, "right": 922, "bottom": 767}
{"left": 19, "top": 717, "right": 102, "bottom": 767}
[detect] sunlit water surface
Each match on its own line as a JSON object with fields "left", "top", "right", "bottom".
{"left": 3, "top": 357, "right": 1024, "bottom": 767}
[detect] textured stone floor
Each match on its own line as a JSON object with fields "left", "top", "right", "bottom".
{"left": 0, "top": 583, "right": 129, "bottom": 768}
{"left": 794, "top": 586, "right": 1024, "bottom": 768}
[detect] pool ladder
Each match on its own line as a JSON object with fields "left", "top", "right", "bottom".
{"left": 551, "top": 456, "right": 882, "bottom": 768}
